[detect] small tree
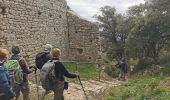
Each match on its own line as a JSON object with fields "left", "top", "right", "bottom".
{"left": 126, "top": 0, "right": 170, "bottom": 63}
{"left": 95, "top": 6, "right": 128, "bottom": 60}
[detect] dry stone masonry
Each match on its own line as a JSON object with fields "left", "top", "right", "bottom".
{"left": 0, "top": 0, "right": 100, "bottom": 65}
{"left": 66, "top": 10, "right": 101, "bottom": 62}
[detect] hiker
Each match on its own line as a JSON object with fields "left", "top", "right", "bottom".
{"left": 10, "top": 46, "right": 35, "bottom": 100}
{"left": 35, "top": 44, "right": 53, "bottom": 70}
{"left": 40, "top": 48, "right": 79, "bottom": 100}
{"left": 0, "top": 48, "right": 16, "bottom": 100}
{"left": 117, "top": 58, "right": 128, "bottom": 81}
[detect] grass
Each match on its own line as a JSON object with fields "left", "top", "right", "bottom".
{"left": 104, "top": 75, "right": 170, "bottom": 100}
{"left": 63, "top": 62, "right": 99, "bottom": 81}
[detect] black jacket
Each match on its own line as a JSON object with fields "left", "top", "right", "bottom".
{"left": 53, "top": 58, "right": 76, "bottom": 81}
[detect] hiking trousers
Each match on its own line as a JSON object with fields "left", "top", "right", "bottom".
{"left": 13, "top": 82, "right": 30, "bottom": 100}
{"left": 53, "top": 80, "right": 65, "bottom": 100}
{"left": 0, "top": 95, "right": 10, "bottom": 100}
{"left": 118, "top": 70, "right": 126, "bottom": 81}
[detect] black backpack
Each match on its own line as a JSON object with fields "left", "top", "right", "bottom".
{"left": 35, "top": 52, "right": 49, "bottom": 69}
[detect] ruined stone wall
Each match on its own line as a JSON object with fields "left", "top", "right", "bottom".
{"left": 0, "top": 0, "right": 68, "bottom": 65}
{"left": 66, "top": 10, "right": 101, "bottom": 62}
{"left": 0, "top": 0, "right": 100, "bottom": 65}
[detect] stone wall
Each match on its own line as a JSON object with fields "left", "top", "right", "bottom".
{"left": 0, "top": 0, "right": 100, "bottom": 65}
{"left": 66, "top": 10, "right": 101, "bottom": 62}
{"left": 0, "top": 0, "right": 68, "bottom": 65}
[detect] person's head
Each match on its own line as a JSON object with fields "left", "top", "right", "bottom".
{"left": 52, "top": 48, "right": 61, "bottom": 58}
{"left": 44, "top": 44, "right": 53, "bottom": 52}
{"left": 121, "top": 58, "right": 126, "bottom": 62}
{"left": 0, "top": 48, "right": 9, "bottom": 63}
{"left": 11, "top": 46, "right": 20, "bottom": 54}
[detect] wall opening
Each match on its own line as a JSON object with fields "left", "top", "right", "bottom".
{"left": 0, "top": 6, "right": 7, "bottom": 15}
{"left": 59, "top": 15, "right": 62, "bottom": 18}
{"left": 38, "top": 11, "right": 42, "bottom": 15}
{"left": 49, "top": 13, "right": 52, "bottom": 17}
{"left": 90, "top": 40, "right": 93, "bottom": 43}
{"left": 77, "top": 48, "right": 83, "bottom": 54}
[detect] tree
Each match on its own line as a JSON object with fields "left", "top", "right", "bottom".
{"left": 95, "top": 6, "right": 128, "bottom": 60}
{"left": 126, "top": 0, "right": 170, "bottom": 62}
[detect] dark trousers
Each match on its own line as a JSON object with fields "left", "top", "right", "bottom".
{"left": 53, "top": 81, "right": 65, "bottom": 100}
{"left": 0, "top": 95, "right": 10, "bottom": 100}
{"left": 13, "top": 82, "right": 30, "bottom": 100}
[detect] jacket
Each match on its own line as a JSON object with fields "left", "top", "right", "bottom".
{"left": 11, "top": 54, "right": 33, "bottom": 83}
{"left": 0, "top": 64, "right": 15, "bottom": 99}
{"left": 53, "top": 58, "right": 77, "bottom": 81}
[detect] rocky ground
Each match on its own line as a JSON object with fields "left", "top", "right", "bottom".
{"left": 64, "top": 79, "right": 121, "bottom": 100}
{"left": 19, "top": 79, "right": 121, "bottom": 100}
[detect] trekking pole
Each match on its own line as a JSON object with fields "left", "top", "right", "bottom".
{"left": 77, "top": 76, "right": 88, "bottom": 100}
{"left": 41, "top": 91, "right": 48, "bottom": 100}
{"left": 34, "top": 67, "right": 40, "bottom": 100}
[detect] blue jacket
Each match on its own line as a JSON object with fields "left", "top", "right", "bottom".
{"left": 0, "top": 64, "right": 15, "bottom": 99}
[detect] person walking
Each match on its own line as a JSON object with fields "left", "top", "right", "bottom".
{"left": 0, "top": 48, "right": 16, "bottom": 100}
{"left": 40, "top": 48, "right": 79, "bottom": 100}
{"left": 10, "top": 46, "right": 34, "bottom": 100}
{"left": 118, "top": 58, "right": 128, "bottom": 81}
{"left": 35, "top": 44, "right": 53, "bottom": 70}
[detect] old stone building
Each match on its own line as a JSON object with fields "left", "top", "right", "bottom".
{"left": 67, "top": 10, "right": 101, "bottom": 62}
{"left": 0, "top": 0, "right": 100, "bottom": 65}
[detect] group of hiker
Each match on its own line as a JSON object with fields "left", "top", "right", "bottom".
{"left": 0, "top": 44, "right": 79, "bottom": 100}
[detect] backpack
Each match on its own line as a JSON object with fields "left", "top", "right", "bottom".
{"left": 35, "top": 52, "right": 49, "bottom": 69}
{"left": 40, "top": 60, "right": 58, "bottom": 91}
{"left": 4, "top": 60, "right": 23, "bottom": 84}
{"left": 121, "top": 62, "right": 128, "bottom": 73}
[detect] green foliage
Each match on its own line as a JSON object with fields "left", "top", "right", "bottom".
{"left": 134, "top": 57, "right": 154, "bottom": 71}
{"left": 101, "top": 57, "right": 119, "bottom": 78}
{"left": 104, "top": 64, "right": 119, "bottom": 78}
{"left": 63, "top": 63, "right": 99, "bottom": 81}
{"left": 159, "top": 53, "right": 170, "bottom": 65}
{"left": 126, "top": 0, "right": 170, "bottom": 61}
{"left": 95, "top": 6, "right": 128, "bottom": 60}
{"left": 160, "top": 64, "right": 170, "bottom": 76}
{"left": 105, "top": 76, "right": 170, "bottom": 100}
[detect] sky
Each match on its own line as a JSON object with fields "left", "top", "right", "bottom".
{"left": 66, "top": 0, "right": 145, "bottom": 21}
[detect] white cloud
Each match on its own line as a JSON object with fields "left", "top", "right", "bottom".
{"left": 66, "top": 0, "right": 145, "bottom": 21}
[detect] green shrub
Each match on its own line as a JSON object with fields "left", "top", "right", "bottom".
{"left": 134, "top": 57, "right": 154, "bottom": 71}
{"left": 104, "top": 76, "right": 170, "bottom": 100}
{"left": 63, "top": 63, "right": 99, "bottom": 81}
{"left": 159, "top": 53, "right": 170, "bottom": 65}
{"left": 104, "top": 65, "right": 119, "bottom": 78}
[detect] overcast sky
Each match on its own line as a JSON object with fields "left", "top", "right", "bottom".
{"left": 66, "top": 0, "right": 145, "bottom": 21}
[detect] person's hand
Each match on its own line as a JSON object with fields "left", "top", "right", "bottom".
{"left": 30, "top": 66, "right": 37, "bottom": 72}
{"left": 75, "top": 72, "right": 80, "bottom": 77}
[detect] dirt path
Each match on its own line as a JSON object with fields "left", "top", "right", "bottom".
{"left": 64, "top": 79, "right": 121, "bottom": 100}
{"left": 19, "top": 79, "right": 121, "bottom": 100}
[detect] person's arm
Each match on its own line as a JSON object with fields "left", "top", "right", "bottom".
{"left": 21, "top": 66, "right": 34, "bottom": 74}
{"left": 0, "top": 71, "right": 15, "bottom": 99}
{"left": 19, "top": 58, "right": 33, "bottom": 74}
{"left": 56, "top": 62, "right": 77, "bottom": 78}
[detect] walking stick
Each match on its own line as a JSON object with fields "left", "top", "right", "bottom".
{"left": 77, "top": 76, "right": 88, "bottom": 100}
{"left": 41, "top": 91, "right": 48, "bottom": 100}
{"left": 34, "top": 69, "right": 40, "bottom": 100}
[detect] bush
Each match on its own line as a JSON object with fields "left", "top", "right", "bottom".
{"left": 104, "top": 76, "right": 170, "bottom": 100}
{"left": 159, "top": 53, "right": 170, "bottom": 65}
{"left": 104, "top": 65, "right": 119, "bottom": 78}
{"left": 134, "top": 57, "right": 154, "bottom": 71}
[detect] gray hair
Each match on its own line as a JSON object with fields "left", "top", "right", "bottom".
{"left": 44, "top": 44, "right": 53, "bottom": 51}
